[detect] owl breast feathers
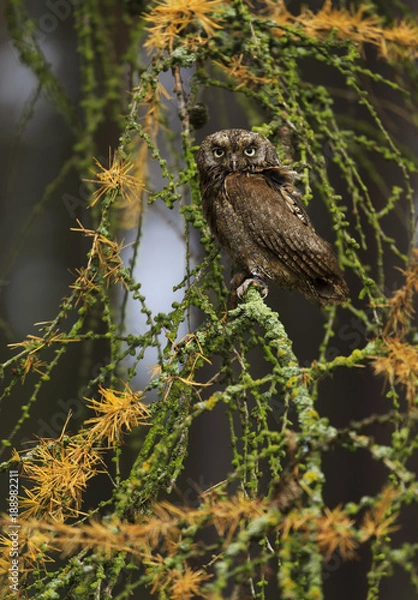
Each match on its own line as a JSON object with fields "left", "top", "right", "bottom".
{"left": 196, "top": 128, "right": 348, "bottom": 306}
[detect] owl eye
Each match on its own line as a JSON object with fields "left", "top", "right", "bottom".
{"left": 213, "top": 148, "right": 225, "bottom": 158}
{"left": 244, "top": 147, "right": 256, "bottom": 156}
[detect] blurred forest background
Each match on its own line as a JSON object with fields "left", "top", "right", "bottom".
{"left": 1, "top": 1, "right": 418, "bottom": 599}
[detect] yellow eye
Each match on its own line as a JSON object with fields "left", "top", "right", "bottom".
{"left": 244, "top": 147, "right": 256, "bottom": 156}
{"left": 213, "top": 148, "right": 225, "bottom": 158}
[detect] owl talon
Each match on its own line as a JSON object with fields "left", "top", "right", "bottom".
{"left": 237, "top": 276, "right": 269, "bottom": 299}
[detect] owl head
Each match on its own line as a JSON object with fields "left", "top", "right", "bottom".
{"left": 196, "top": 129, "right": 280, "bottom": 177}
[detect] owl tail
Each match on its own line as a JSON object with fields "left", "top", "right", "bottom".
{"left": 308, "top": 273, "right": 349, "bottom": 306}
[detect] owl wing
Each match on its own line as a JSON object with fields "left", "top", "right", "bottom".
{"left": 257, "top": 166, "right": 311, "bottom": 226}
{"left": 224, "top": 171, "right": 347, "bottom": 302}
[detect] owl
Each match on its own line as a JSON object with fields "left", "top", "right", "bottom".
{"left": 196, "top": 128, "right": 348, "bottom": 306}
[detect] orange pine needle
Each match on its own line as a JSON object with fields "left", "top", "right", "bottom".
{"left": 144, "top": 0, "right": 224, "bottom": 52}
{"left": 85, "top": 384, "right": 150, "bottom": 445}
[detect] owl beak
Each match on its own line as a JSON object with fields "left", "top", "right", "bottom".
{"left": 229, "top": 154, "right": 238, "bottom": 171}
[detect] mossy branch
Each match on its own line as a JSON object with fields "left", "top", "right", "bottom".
{"left": 1, "top": 1, "right": 418, "bottom": 599}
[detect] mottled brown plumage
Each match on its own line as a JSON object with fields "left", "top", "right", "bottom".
{"left": 196, "top": 128, "right": 348, "bottom": 306}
